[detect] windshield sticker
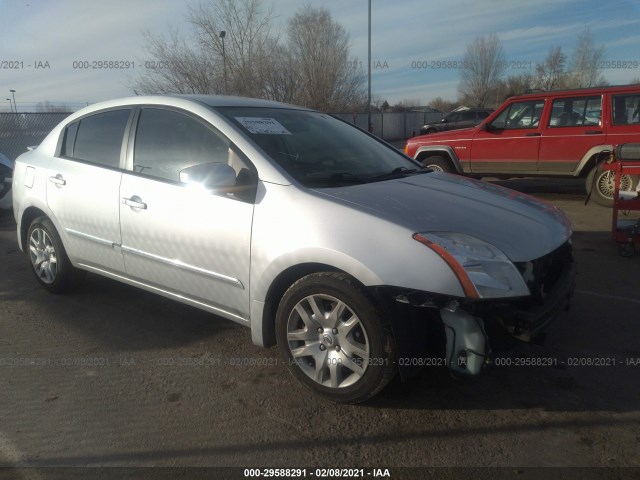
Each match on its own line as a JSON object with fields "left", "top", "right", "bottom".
{"left": 235, "top": 117, "right": 291, "bottom": 135}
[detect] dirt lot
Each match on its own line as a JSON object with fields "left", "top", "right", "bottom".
{"left": 0, "top": 178, "right": 639, "bottom": 479}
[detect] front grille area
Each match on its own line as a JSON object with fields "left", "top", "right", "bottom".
{"left": 514, "top": 241, "right": 573, "bottom": 304}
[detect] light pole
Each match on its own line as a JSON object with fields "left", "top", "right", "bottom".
{"left": 220, "top": 31, "right": 228, "bottom": 94}
{"left": 367, "top": 0, "right": 372, "bottom": 133}
{"left": 9, "top": 90, "right": 17, "bottom": 113}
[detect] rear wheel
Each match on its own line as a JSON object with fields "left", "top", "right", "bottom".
{"left": 276, "top": 272, "right": 396, "bottom": 403}
{"left": 422, "top": 155, "right": 453, "bottom": 173}
{"left": 27, "top": 216, "right": 84, "bottom": 293}
{"left": 586, "top": 164, "right": 637, "bottom": 207}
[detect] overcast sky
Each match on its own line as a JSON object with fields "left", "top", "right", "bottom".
{"left": 2, "top": 0, "right": 640, "bottom": 111}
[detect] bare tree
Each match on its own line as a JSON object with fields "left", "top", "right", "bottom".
{"left": 458, "top": 33, "right": 506, "bottom": 108}
{"left": 535, "top": 46, "right": 567, "bottom": 91}
{"left": 131, "top": 28, "right": 219, "bottom": 95}
{"left": 131, "top": 0, "right": 277, "bottom": 97}
{"left": 287, "top": 5, "right": 366, "bottom": 111}
{"left": 428, "top": 97, "right": 459, "bottom": 113}
{"left": 387, "top": 99, "right": 422, "bottom": 112}
{"left": 566, "top": 27, "right": 606, "bottom": 88}
{"left": 260, "top": 42, "right": 300, "bottom": 104}
{"left": 131, "top": 1, "right": 365, "bottom": 111}
{"left": 490, "top": 72, "right": 535, "bottom": 104}
{"left": 187, "top": 0, "right": 278, "bottom": 97}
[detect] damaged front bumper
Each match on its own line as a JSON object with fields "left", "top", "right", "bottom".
{"left": 374, "top": 241, "right": 576, "bottom": 378}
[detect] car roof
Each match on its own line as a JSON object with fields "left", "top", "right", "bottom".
{"left": 507, "top": 83, "right": 640, "bottom": 102}
{"left": 165, "top": 94, "right": 311, "bottom": 111}
{"left": 65, "top": 95, "right": 313, "bottom": 121}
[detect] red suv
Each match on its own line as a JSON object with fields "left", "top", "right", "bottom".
{"left": 405, "top": 85, "right": 640, "bottom": 206}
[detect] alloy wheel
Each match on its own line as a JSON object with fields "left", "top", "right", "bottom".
{"left": 286, "top": 294, "right": 370, "bottom": 389}
{"left": 29, "top": 227, "right": 58, "bottom": 284}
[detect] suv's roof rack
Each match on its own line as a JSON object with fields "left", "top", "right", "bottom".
{"left": 514, "top": 84, "right": 640, "bottom": 99}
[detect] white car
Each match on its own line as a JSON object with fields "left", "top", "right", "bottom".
{"left": 12, "top": 95, "right": 576, "bottom": 403}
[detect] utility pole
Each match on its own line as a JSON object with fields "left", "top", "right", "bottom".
{"left": 367, "top": 0, "right": 372, "bottom": 133}
{"left": 220, "top": 31, "right": 228, "bottom": 94}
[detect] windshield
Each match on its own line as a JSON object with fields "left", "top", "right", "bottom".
{"left": 216, "top": 107, "right": 423, "bottom": 187}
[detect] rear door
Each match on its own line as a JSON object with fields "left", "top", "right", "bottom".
{"left": 46, "top": 108, "right": 131, "bottom": 273}
{"left": 538, "top": 95, "right": 604, "bottom": 173}
{"left": 119, "top": 107, "right": 255, "bottom": 322}
{"left": 469, "top": 99, "right": 544, "bottom": 174}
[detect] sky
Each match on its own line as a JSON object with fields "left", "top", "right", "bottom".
{"left": 2, "top": 0, "right": 640, "bottom": 111}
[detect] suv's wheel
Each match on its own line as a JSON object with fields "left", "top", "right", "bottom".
{"left": 276, "top": 272, "right": 396, "bottom": 403}
{"left": 27, "top": 216, "right": 84, "bottom": 293}
{"left": 586, "top": 164, "right": 637, "bottom": 207}
{"left": 422, "top": 156, "right": 453, "bottom": 173}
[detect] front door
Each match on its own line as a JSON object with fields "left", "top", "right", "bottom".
{"left": 470, "top": 99, "right": 545, "bottom": 174}
{"left": 119, "top": 107, "right": 255, "bottom": 321}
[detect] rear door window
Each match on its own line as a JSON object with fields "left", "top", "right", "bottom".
{"left": 548, "top": 96, "right": 601, "bottom": 127}
{"left": 72, "top": 109, "right": 131, "bottom": 168}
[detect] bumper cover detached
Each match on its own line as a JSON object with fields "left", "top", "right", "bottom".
{"left": 485, "top": 245, "right": 576, "bottom": 343}
{"left": 374, "top": 242, "right": 575, "bottom": 379}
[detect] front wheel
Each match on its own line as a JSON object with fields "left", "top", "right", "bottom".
{"left": 586, "top": 164, "right": 638, "bottom": 207}
{"left": 422, "top": 155, "right": 453, "bottom": 173}
{"left": 276, "top": 272, "right": 396, "bottom": 403}
{"left": 27, "top": 216, "right": 84, "bottom": 293}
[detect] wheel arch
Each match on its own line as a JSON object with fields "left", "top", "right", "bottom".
{"left": 414, "top": 146, "right": 463, "bottom": 173}
{"left": 574, "top": 146, "right": 613, "bottom": 177}
{"left": 254, "top": 263, "right": 350, "bottom": 348}
{"left": 19, "top": 206, "right": 50, "bottom": 253}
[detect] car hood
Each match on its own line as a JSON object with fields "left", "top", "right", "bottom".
{"left": 314, "top": 173, "right": 572, "bottom": 262}
{"left": 415, "top": 126, "right": 477, "bottom": 141}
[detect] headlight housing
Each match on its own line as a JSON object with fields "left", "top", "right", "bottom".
{"left": 413, "top": 232, "right": 530, "bottom": 299}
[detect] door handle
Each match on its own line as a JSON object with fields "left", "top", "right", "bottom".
{"left": 49, "top": 174, "right": 66, "bottom": 186}
{"left": 122, "top": 196, "right": 147, "bottom": 210}
{"left": 525, "top": 132, "right": 541, "bottom": 136}
{"left": 585, "top": 130, "right": 603, "bottom": 135}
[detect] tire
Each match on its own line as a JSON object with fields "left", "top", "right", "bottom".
{"left": 585, "top": 164, "right": 638, "bottom": 207}
{"left": 27, "top": 216, "right": 84, "bottom": 293}
{"left": 422, "top": 155, "right": 453, "bottom": 173}
{"left": 275, "top": 272, "right": 396, "bottom": 404}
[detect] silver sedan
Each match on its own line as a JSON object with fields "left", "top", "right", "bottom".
{"left": 12, "top": 95, "right": 575, "bottom": 403}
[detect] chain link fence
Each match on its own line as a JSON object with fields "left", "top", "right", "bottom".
{"left": 0, "top": 113, "right": 72, "bottom": 161}
{"left": 0, "top": 110, "right": 442, "bottom": 162}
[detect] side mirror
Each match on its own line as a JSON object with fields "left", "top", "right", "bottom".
{"left": 180, "top": 163, "right": 236, "bottom": 190}
{"left": 441, "top": 118, "right": 448, "bottom": 123}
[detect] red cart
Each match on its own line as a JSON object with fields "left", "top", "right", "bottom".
{"left": 601, "top": 144, "right": 640, "bottom": 257}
